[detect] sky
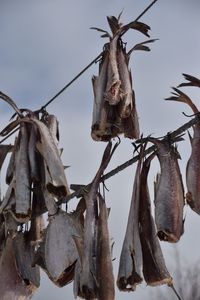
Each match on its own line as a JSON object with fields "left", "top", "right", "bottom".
{"left": 0, "top": 0, "right": 200, "bottom": 299}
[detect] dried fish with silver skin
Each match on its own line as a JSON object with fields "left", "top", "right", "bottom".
{"left": 139, "top": 153, "right": 173, "bottom": 286}
{"left": 91, "top": 50, "right": 112, "bottom": 141}
{"left": 42, "top": 209, "right": 83, "bottom": 287}
{"left": 14, "top": 122, "right": 31, "bottom": 222}
{"left": 29, "top": 117, "right": 70, "bottom": 198}
{"left": 96, "top": 194, "right": 115, "bottom": 300}
{"left": 13, "top": 232, "right": 40, "bottom": 289}
{"left": 166, "top": 87, "right": 200, "bottom": 214}
{"left": 149, "top": 137, "right": 185, "bottom": 242}
{"left": 117, "top": 146, "right": 143, "bottom": 291}
{"left": 43, "top": 113, "right": 60, "bottom": 146}
{"left": 28, "top": 121, "right": 40, "bottom": 182}
{"left": 0, "top": 236, "right": 37, "bottom": 299}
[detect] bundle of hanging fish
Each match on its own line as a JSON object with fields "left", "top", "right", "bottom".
{"left": 117, "top": 143, "right": 182, "bottom": 300}
{"left": 91, "top": 14, "right": 156, "bottom": 141}
{"left": 72, "top": 141, "right": 117, "bottom": 300}
{"left": 0, "top": 92, "right": 73, "bottom": 298}
{"left": 166, "top": 73, "right": 200, "bottom": 215}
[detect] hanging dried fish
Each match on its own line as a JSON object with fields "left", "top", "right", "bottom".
{"left": 0, "top": 236, "right": 37, "bottom": 299}
{"left": 14, "top": 122, "right": 31, "bottom": 221}
{"left": 117, "top": 146, "right": 143, "bottom": 291}
{"left": 79, "top": 141, "right": 116, "bottom": 299}
{"left": 91, "top": 15, "right": 154, "bottom": 141}
{"left": 96, "top": 194, "right": 115, "bottom": 300}
{"left": 6, "top": 138, "right": 17, "bottom": 185}
{"left": 13, "top": 232, "right": 40, "bottom": 289}
{"left": 149, "top": 137, "right": 185, "bottom": 242}
{"left": 178, "top": 73, "right": 200, "bottom": 88}
{"left": 166, "top": 85, "right": 200, "bottom": 214}
{"left": 139, "top": 153, "right": 173, "bottom": 286}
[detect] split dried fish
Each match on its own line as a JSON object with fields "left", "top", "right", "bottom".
{"left": 117, "top": 146, "right": 143, "bottom": 291}
{"left": 166, "top": 85, "right": 200, "bottom": 214}
{"left": 149, "top": 137, "right": 185, "bottom": 242}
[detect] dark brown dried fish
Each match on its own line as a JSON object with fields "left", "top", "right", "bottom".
{"left": 96, "top": 194, "right": 115, "bottom": 300}
{"left": 117, "top": 147, "right": 143, "bottom": 291}
{"left": 166, "top": 87, "right": 200, "bottom": 214}
{"left": 149, "top": 137, "right": 185, "bottom": 242}
{"left": 139, "top": 153, "right": 172, "bottom": 286}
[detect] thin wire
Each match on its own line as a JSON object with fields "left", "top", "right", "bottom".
{"left": 40, "top": 0, "right": 159, "bottom": 111}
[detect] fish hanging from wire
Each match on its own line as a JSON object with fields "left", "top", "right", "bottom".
{"left": 91, "top": 14, "right": 156, "bottom": 141}
{"left": 166, "top": 80, "right": 200, "bottom": 215}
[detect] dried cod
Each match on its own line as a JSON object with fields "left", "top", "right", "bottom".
{"left": 117, "top": 146, "right": 143, "bottom": 291}
{"left": 149, "top": 137, "right": 185, "bottom": 242}
{"left": 166, "top": 80, "right": 200, "bottom": 214}
{"left": 91, "top": 15, "right": 154, "bottom": 141}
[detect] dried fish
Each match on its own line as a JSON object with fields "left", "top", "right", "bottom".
{"left": 166, "top": 86, "right": 200, "bottom": 214}
{"left": 149, "top": 137, "right": 185, "bottom": 242}
{"left": 79, "top": 141, "right": 115, "bottom": 299}
{"left": 14, "top": 123, "right": 31, "bottom": 222}
{"left": 0, "top": 236, "right": 37, "bottom": 299}
{"left": 91, "top": 16, "right": 152, "bottom": 141}
{"left": 178, "top": 73, "right": 200, "bottom": 88}
{"left": 139, "top": 153, "right": 172, "bottom": 286}
{"left": 117, "top": 146, "right": 143, "bottom": 291}
{"left": 96, "top": 194, "right": 115, "bottom": 300}
{"left": 6, "top": 138, "right": 17, "bottom": 185}
{"left": 38, "top": 208, "right": 83, "bottom": 287}
{"left": 13, "top": 232, "right": 40, "bottom": 289}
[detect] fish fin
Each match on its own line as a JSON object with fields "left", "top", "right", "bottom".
{"left": 187, "top": 130, "right": 193, "bottom": 145}
{"left": 165, "top": 87, "right": 199, "bottom": 114}
{"left": 122, "top": 21, "right": 150, "bottom": 37}
{"left": 127, "top": 39, "right": 158, "bottom": 57}
{"left": 178, "top": 73, "right": 200, "bottom": 88}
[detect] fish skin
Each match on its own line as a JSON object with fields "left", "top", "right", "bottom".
{"left": 13, "top": 232, "right": 40, "bottom": 288}
{"left": 165, "top": 87, "right": 200, "bottom": 214}
{"left": 96, "top": 194, "right": 115, "bottom": 300}
{"left": 6, "top": 138, "right": 17, "bottom": 185}
{"left": 42, "top": 209, "right": 83, "bottom": 287}
{"left": 14, "top": 123, "right": 31, "bottom": 221}
{"left": 28, "top": 122, "right": 40, "bottom": 182}
{"left": 104, "top": 35, "right": 121, "bottom": 105}
{"left": 149, "top": 138, "right": 185, "bottom": 243}
{"left": 117, "top": 148, "right": 143, "bottom": 291}
{"left": 28, "top": 117, "right": 70, "bottom": 198}
{"left": 80, "top": 142, "right": 113, "bottom": 299}
{"left": 0, "top": 236, "right": 37, "bottom": 299}
{"left": 91, "top": 50, "right": 111, "bottom": 141}
{"left": 139, "top": 154, "right": 173, "bottom": 286}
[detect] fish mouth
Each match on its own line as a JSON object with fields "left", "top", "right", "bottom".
{"left": 157, "top": 230, "right": 179, "bottom": 243}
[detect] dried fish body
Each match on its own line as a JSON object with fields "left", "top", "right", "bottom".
{"left": 104, "top": 35, "right": 121, "bottom": 105}
{"left": 165, "top": 87, "right": 200, "bottom": 214}
{"left": 91, "top": 51, "right": 112, "bottom": 141}
{"left": 117, "top": 152, "right": 143, "bottom": 291}
{"left": 15, "top": 123, "right": 31, "bottom": 221}
{"left": 13, "top": 232, "right": 40, "bottom": 289}
{"left": 42, "top": 209, "right": 83, "bottom": 287}
{"left": 0, "top": 236, "right": 37, "bottom": 299}
{"left": 97, "top": 194, "right": 115, "bottom": 300}
{"left": 6, "top": 138, "right": 17, "bottom": 184}
{"left": 186, "top": 127, "right": 200, "bottom": 214}
{"left": 139, "top": 155, "right": 172, "bottom": 286}
{"left": 79, "top": 142, "right": 114, "bottom": 298}
{"left": 150, "top": 138, "right": 184, "bottom": 242}
{"left": 29, "top": 118, "right": 70, "bottom": 198}
{"left": 28, "top": 122, "right": 40, "bottom": 182}
{"left": 43, "top": 114, "right": 60, "bottom": 146}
